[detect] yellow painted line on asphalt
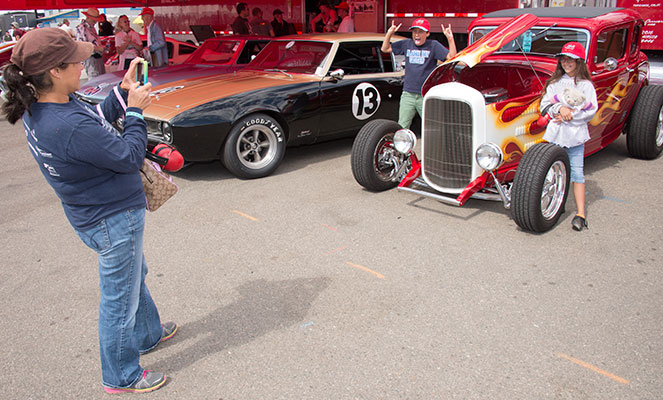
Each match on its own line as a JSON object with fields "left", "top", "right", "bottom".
{"left": 232, "top": 210, "right": 259, "bottom": 221}
{"left": 555, "top": 353, "right": 629, "bottom": 385}
{"left": 345, "top": 261, "right": 384, "bottom": 279}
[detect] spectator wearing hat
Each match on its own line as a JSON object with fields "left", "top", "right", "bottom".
{"left": 115, "top": 15, "right": 143, "bottom": 70}
{"left": 1, "top": 27, "right": 175, "bottom": 394}
{"left": 76, "top": 7, "right": 106, "bottom": 78}
{"left": 98, "top": 13, "right": 114, "bottom": 36}
{"left": 59, "top": 19, "right": 76, "bottom": 38}
{"left": 232, "top": 2, "right": 252, "bottom": 35}
{"left": 335, "top": 2, "right": 354, "bottom": 33}
{"left": 381, "top": 18, "right": 456, "bottom": 129}
{"left": 11, "top": 22, "right": 26, "bottom": 40}
{"left": 140, "top": 7, "right": 168, "bottom": 68}
{"left": 2, "top": 30, "right": 12, "bottom": 42}
{"left": 250, "top": 7, "right": 275, "bottom": 37}
{"left": 271, "top": 9, "right": 296, "bottom": 37}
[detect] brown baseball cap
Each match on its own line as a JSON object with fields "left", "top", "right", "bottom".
{"left": 10, "top": 28, "right": 93, "bottom": 76}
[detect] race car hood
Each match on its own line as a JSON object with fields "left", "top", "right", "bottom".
{"left": 143, "top": 70, "right": 320, "bottom": 121}
{"left": 76, "top": 63, "right": 240, "bottom": 104}
{"left": 422, "top": 13, "right": 538, "bottom": 96}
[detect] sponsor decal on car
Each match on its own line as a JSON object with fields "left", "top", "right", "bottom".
{"left": 151, "top": 86, "right": 185, "bottom": 96}
{"left": 81, "top": 83, "right": 110, "bottom": 96}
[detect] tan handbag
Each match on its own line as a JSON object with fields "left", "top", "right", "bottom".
{"left": 140, "top": 159, "right": 178, "bottom": 211}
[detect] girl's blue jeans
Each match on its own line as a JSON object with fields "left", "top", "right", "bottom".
{"left": 75, "top": 208, "right": 162, "bottom": 389}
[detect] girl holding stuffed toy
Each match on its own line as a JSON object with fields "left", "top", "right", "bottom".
{"left": 540, "top": 41, "right": 598, "bottom": 231}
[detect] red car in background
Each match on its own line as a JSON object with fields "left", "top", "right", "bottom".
{"left": 77, "top": 35, "right": 270, "bottom": 104}
{"left": 101, "top": 35, "right": 199, "bottom": 72}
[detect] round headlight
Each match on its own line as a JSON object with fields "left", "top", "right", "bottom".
{"left": 393, "top": 129, "right": 417, "bottom": 154}
{"left": 161, "top": 122, "right": 173, "bottom": 143}
{"left": 475, "top": 143, "right": 503, "bottom": 172}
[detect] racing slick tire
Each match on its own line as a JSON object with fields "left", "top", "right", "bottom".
{"left": 222, "top": 113, "right": 286, "bottom": 179}
{"left": 511, "top": 143, "right": 570, "bottom": 233}
{"left": 351, "top": 119, "right": 403, "bottom": 191}
{"left": 627, "top": 85, "right": 663, "bottom": 160}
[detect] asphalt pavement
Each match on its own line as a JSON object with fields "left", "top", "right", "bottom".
{"left": 2, "top": 111, "right": 663, "bottom": 399}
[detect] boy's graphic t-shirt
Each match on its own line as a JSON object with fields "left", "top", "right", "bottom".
{"left": 391, "top": 39, "right": 448, "bottom": 94}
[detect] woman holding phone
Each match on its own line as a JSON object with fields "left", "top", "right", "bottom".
{"left": 2, "top": 28, "right": 176, "bottom": 394}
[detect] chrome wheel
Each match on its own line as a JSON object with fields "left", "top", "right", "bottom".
{"left": 541, "top": 160, "right": 567, "bottom": 220}
{"left": 236, "top": 125, "right": 279, "bottom": 170}
{"left": 373, "top": 135, "right": 397, "bottom": 182}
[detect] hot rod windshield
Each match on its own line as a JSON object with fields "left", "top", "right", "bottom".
{"left": 469, "top": 26, "right": 590, "bottom": 58}
{"left": 247, "top": 40, "right": 333, "bottom": 74}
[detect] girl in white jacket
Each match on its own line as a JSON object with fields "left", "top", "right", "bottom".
{"left": 540, "top": 42, "right": 598, "bottom": 231}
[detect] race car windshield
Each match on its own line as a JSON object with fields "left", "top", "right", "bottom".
{"left": 247, "top": 40, "right": 333, "bottom": 74}
{"left": 184, "top": 40, "right": 241, "bottom": 64}
{"left": 470, "top": 27, "right": 589, "bottom": 58}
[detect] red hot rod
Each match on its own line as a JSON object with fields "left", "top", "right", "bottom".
{"left": 351, "top": 7, "right": 663, "bottom": 232}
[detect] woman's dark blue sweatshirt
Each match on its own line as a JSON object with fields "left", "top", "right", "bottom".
{"left": 23, "top": 87, "right": 148, "bottom": 230}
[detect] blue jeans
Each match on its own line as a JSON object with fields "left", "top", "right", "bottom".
{"left": 565, "top": 144, "right": 585, "bottom": 183}
{"left": 75, "top": 208, "right": 162, "bottom": 388}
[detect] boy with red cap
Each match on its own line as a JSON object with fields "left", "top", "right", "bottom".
{"left": 381, "top": 18, "right": 456, "bottom": 129}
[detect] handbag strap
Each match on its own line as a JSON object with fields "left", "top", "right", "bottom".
{"left": 145, "top": 150, "right": 169, "bottom": 166}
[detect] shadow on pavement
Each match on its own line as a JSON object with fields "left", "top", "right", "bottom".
{"left": 147, "top": 277, "right": 331, "bottom": 373}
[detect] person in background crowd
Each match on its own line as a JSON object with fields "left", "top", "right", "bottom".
{"left": 98, "top": 13, "right": 114, "bottom": 36}
{"left": 250, "top": 7, "right": 274, "bottom": 37}
{"left": 3, "top": 30, "right": 12, "bottom": 42}
{"left": 12, "top": 22, "right": 26, "bottom": 40}
{"left": 1, "top": 27, "right": 176, "bottom": 395}
{"left": 311, "top": 1, "right": 340, "bottom": 33}
{"left": 140, "top": 7, "right": 168, "bottom": 68}
{"left": 76, "top": 7, "right": 106, "bottom": 78}
{"left": 232, "top": 2, "right": 252, "bottom": 35}
{"left": 271, "top": 9, "right": 296, "bottom": 37}
{"left": 381, "top": 18, "right": 457, "bottom": 129}
{"left": 115, "top": 15, "right": 143, "bottom": 70}
{"left": 335, "top": 2, "right": 354, "bottom": 33}
{"left": 59, "top": 19, "right": 76, "bottom": 38}
{"left": 540, "top": 41, "right": 597, "bottom": 231}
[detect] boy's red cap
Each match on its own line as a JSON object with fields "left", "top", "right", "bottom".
{"left": 409, "top": 18, "right": 430, "bottom": 32}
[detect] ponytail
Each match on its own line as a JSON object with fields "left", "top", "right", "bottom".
{"left": 1, "top": 63, "right": 54, "bottom": 125}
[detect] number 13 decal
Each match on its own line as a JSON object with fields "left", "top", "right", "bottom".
{"left": 352, "top": 82, "right": 381, "bottom": 120}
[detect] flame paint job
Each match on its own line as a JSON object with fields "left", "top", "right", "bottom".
{"left": 401, "top": 8, "right": 651, "bottom": 205}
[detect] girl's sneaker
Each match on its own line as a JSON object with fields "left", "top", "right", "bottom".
{"left": 571, "top": 215, "right": 588, "bottom": 231}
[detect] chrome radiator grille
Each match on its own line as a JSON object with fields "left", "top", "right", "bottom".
{"left": 422, "top": 98, "right": 473, "bottom": 190}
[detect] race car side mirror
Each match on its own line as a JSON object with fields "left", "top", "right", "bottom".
{"left": 328, "top": 68, "right": 345, "bottom": 81}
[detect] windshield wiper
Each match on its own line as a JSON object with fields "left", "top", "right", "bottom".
{"left": 265, "top": 68, "right": 292, "bottom": 78}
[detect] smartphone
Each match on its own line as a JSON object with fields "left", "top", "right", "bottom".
{"left": 136, "top": 60, "right": 148, "bottom": 86}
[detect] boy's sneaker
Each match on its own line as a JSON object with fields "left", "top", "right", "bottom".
{"left": 571, "top": 215, "right": 588, "bottom": 231}
{"left": 139, "top": 322, "right": 178, "bottom": 355}
{"left": 104, "top": 370, "right": 166, "bottom": 394}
